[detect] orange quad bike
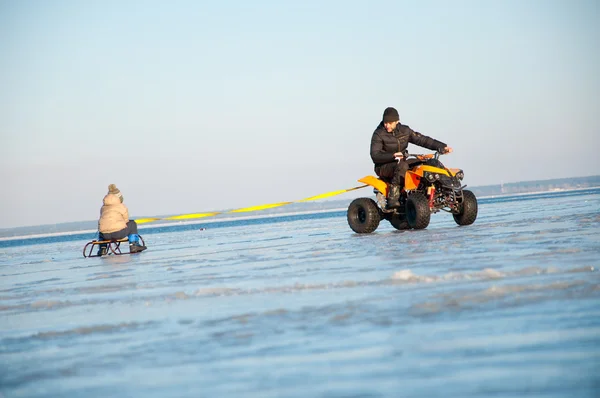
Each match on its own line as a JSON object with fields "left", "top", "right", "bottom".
{"left": 347, "top": 151, "right": 478, "bottom": 233}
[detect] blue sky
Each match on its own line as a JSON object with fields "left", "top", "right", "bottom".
{"left": 1, "top": 0, "right": 598, "bottom": 228}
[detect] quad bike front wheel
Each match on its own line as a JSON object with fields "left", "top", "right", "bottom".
{"left": 347, "top": 198, "right": 381, "bottom": 233}
{"left": 453, "top": 189, "right": 478, "bottom": 226}
{"left": 406, "top": 192, "right": 431, "bottom": 230}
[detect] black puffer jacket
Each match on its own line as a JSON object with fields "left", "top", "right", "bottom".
{"left": 370, "top": 122, "right": 447, "bottom": 169}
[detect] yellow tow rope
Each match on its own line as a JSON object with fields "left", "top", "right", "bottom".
{"left": 134, "top": 185, "right": 368, "bottom": 224}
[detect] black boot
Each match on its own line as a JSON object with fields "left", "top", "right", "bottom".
{"left": 129, "top": 242, "right": 147, "bottom": 254}
{"left": 97, "top": 244, "right": 108, "bottom": 256}
{"left": 387, "top": 184, "right": 401, "bottom": 208}
{"left": 128, "top": 234, "right": 147, "bottom": 254}
{"left": 129, "top": 243, "right": 146, "bottom": 254}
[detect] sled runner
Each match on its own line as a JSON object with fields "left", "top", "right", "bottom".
{"left": 83, "top": 235, "right": 146, "bottom": 258}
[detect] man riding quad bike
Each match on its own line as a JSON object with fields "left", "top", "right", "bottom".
{"left": 347, "top": 151, "right": 478, "bottom": 233}
{"left": 347, "top": 107, "right": 477, "bottom": 233}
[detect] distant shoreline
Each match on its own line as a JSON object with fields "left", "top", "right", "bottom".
{"left": 475, "top": 186, "right": 599, "bottom": 199}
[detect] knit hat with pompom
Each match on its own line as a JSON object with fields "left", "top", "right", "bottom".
{"left": 108, "top": 184, "right": 123, "bottom": 203}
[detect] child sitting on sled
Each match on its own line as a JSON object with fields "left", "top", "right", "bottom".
{"left": 97, "top": 184, "right": 147, "bottom": 256}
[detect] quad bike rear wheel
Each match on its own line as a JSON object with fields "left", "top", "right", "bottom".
{"left": 453, "top": 189, "right": 478, "bottom": 226}
{"left": 347, "top": 198, "right": 381, "bottom": 233}
{"left": 406, "top": 192, "right": 431, "bottom": 230}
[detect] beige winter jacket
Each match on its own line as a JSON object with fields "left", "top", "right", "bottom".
{"left": 98, "top": 194, "right": 130, "bottom": 233}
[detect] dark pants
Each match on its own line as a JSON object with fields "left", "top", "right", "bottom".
{"left": 376, "top": 160, "right": 409, "bottom": 186}
{"left": 99, "top": 220, "right": 139, "bottom": 241}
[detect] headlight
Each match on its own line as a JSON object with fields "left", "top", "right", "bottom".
{"left": 456, "top": 171, "right": 464, "bottom": 180}
{"left": 425, "top": 173, "right": 435, "bottom": 182}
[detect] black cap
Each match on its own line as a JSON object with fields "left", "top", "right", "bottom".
{"left": 382, "top": 107, "right": 399, "bottom": 123}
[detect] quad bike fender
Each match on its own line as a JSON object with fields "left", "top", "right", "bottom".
{"left": 405, "top": 165, "right": 452, "bottom": 190}
{"left": 358, "top": 176, "right": 388, "bottom": 197}
{"left": 417, "top": 165, "right": 451, "bottom": 176}
{"left": 404, "top": 164, "right": 452, "bottom": 191}
{"left": 405, "top": 170, "right": 421, "bottom": 191}
{"left": 359, "top": 164, "right": 456, "bottom": 195}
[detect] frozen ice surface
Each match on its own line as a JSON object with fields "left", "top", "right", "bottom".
{"left": 1, "top": 189, "right": 599, "bottom": 397}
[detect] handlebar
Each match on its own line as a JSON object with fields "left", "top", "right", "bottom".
{"left": 407, "top": 151, "right": 445, "bottom": 161}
